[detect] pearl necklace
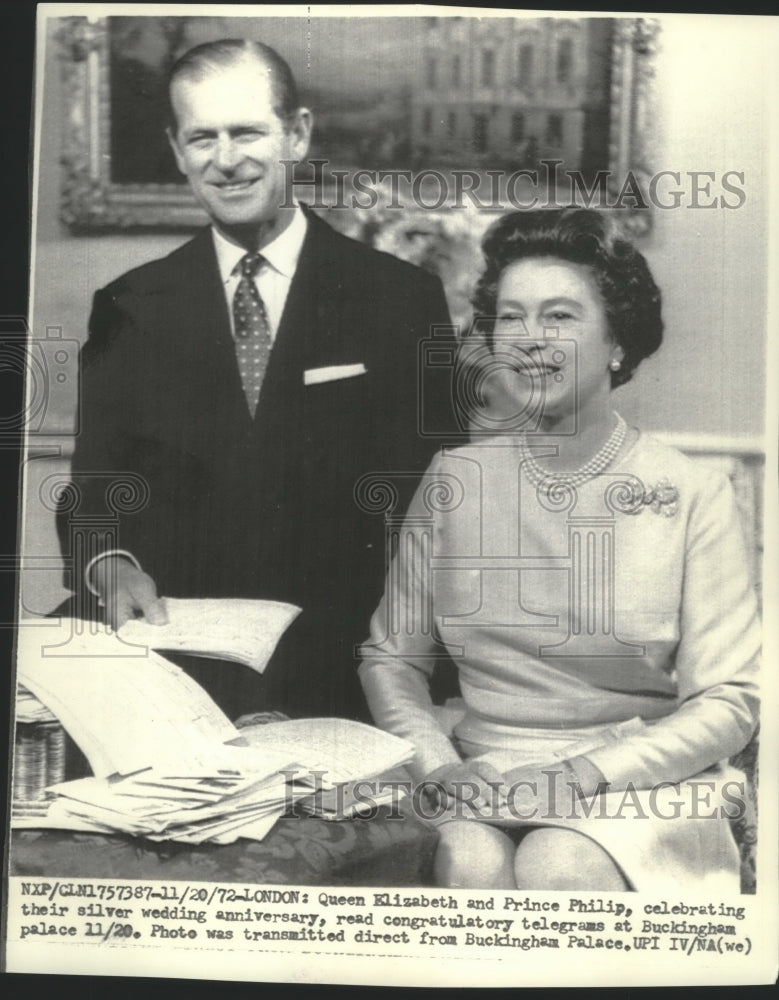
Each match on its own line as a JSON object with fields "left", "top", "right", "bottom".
{"left": 518, "top": 412, "right": 627, "bottom": 492}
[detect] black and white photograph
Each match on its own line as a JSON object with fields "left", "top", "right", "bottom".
{"left": 4, "top": 4, "right": 777, "bottom": 988}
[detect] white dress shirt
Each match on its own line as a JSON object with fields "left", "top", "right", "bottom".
{"left": 211, "top": 205, "right": 309, "bottom": 340}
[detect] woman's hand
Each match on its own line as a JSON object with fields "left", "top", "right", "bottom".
{"left": 498, "top": 757, "right": 608, "bottom": 824}
{"left": 423, "top": 760, "right": 508, "bottom": 818}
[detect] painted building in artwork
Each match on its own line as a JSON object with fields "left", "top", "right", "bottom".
{"left": 410, "top": 16, "right": 614, "bottom": 173}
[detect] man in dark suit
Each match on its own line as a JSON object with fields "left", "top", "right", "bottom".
{"left": 60, "top": 39, "right": 453, "bottom": 721}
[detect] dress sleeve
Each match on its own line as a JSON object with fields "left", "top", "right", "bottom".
{"left": 358, "top": 454, "right": 463, "bottom": 782}
{"left": 584, "top": 468, "right": 761, "bottom": 789}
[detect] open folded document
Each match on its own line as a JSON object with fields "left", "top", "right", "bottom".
{"left": 118, "top": 597, "right": 301, "bottom": 673}
{"left": 13, "top": 617, "right": 414, "bottom": 841}
{"left": 16, "top": 618, "right": 244, "bottom": 777}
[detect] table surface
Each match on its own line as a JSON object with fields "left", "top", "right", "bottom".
{"left": 10, "top": 803, "right": 439, "bottom": 887}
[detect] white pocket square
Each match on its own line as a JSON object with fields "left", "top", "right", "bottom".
{"left": 304, "top": 363, "right": 367, "bottom": 386}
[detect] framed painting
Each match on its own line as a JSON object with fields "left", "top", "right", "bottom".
{"left": 57, "top": 13, "right": 660, "bottom": 232}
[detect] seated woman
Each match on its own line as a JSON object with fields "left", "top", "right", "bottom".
{"left": 358, "top": 208, "right": 760, "bottom": 893}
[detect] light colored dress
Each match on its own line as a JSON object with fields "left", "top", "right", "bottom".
{"left": 359, "top": 432, "right": 760, "bottom": 891}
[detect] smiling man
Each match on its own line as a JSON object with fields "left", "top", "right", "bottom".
{"left": 60, "top": 39, "right": 453, "bottom": 720}
{"left": 167, "top": 42, "right": 308, "bottom": 250}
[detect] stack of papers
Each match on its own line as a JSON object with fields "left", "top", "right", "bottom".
{"left": 13, "top": 617, "right": 416, "bottom": 841}
{"left": 17, "top": 746, "right": 311, "bottom": 845}
{"left": 13, "top": 687, "right": 67, "bottom": 804}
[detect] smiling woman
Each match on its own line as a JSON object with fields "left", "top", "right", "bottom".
{"left": 489, "top": 258, "right": 619, "bottom": 438}
{"left": 468, "top": 208, "right": 663, "bottom": 460}
{"left": 359, "top": 208, "right": 761, "bottom": 894}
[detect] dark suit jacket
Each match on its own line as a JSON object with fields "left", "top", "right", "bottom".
{"left": 60, "top": 209, "right": 454, "bottom": 719}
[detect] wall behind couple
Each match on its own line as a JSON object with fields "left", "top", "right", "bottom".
{"left": 23, "top": 15, "right": 768, "bottom": 616}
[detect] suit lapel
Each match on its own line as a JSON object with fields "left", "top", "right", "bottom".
{"left": 254, "top": 210, "right": 352, "bottom": 427}
{"left": 278, "top": 210, "right": 347, "bottom": 356}
{"left": 172, "top": 229, "right": 256, "bottom": 434}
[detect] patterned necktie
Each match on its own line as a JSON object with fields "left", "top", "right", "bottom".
{"left": 232, "top": 252, "right": 272, "bottom": 418}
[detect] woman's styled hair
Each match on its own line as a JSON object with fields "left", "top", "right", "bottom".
{"left": 471, "top": 208, "right": 663, "bottom": 388}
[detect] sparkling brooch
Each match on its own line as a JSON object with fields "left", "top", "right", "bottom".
{"left": 625, "top": 478, "right": 680, "bottom": 517}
